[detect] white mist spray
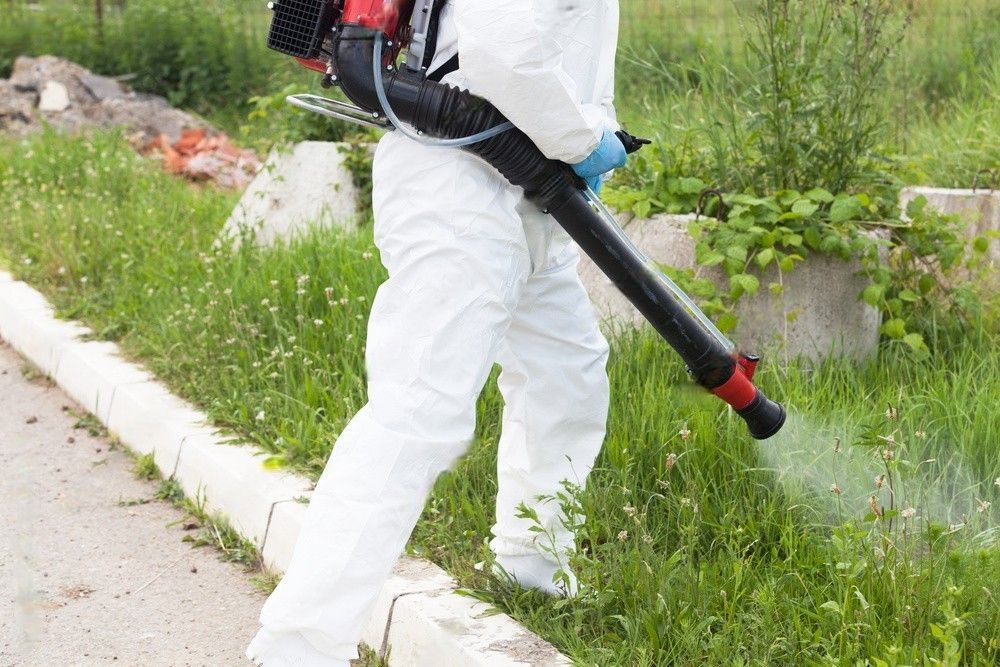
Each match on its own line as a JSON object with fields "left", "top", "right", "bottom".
{"left": 757, "top": 407, "right": 990, "bottom": 533}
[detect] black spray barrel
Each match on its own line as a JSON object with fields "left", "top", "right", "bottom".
{"left": 333, "top": 25, "right": 785, "bottom": 440}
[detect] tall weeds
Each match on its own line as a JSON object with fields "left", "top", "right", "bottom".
{"left": 714, "top": 0, "right": 906, "bottom": 194}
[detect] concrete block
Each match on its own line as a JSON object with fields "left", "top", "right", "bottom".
{"left": 0, "top": 278, "right": 55, "bottom": 314}
{"left": 259, "top": 497, "right": 308, "bottom": 572}
{"left": 0, "top": 282, "right": 91, "bottom": 377}
{"left": 53, "top": 340, "right": 153, "bottom": 423}
{"left": 221, "top": 141, "right": 359, "bottom": 247}
{"left": 105, "top": 380, "right": 210, "bottom": 474}
{"left": 360, "top": 557, "right": 455, "bottom": 653}
{"left": 173, "top": 432, "right": 314, "bottom": 545}
{"left": 730, "top": 253, "right": 881, "bottom": 362}
{"left": 38, "top": 80, "right": 70, "bottom": 112}
{"left": 386, "top": 589, "right": 571, "bottom": 667}
{"left": 899, "top": 186, "right": 1000, "bottom": 265}
{"left": 578, "top": 214, "right": 881, "bottom": 363}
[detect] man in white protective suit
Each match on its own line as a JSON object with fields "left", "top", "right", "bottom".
{"left": 248, "top": 1, "right": 628, "bottom": 664}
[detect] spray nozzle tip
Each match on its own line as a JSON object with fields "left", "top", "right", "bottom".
{"left": 738, "top": 390, "right": 787, "bottom": 440}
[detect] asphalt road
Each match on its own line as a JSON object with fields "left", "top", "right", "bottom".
{"left": 0, "top": 341, "right": 266, "bottom": 666}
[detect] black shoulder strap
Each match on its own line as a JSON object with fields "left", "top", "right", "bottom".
{"left": 427, "top": 53, "right": 460, "bottom": 82}
{"left": 420, "top": 0, "right": 448, "bottom": 72}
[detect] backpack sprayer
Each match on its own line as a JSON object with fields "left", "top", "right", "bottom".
{"left": 264, "top": 0, "right": 787, "bottom": 440}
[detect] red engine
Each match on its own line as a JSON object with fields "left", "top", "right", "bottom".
{"left": 268, "top": 0, "right": 415, "bottom": 75}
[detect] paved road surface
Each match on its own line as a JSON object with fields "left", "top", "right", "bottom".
{"left": 0, "top": 341, "right": 266, "bottom": 666}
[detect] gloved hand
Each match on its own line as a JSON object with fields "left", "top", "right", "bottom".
{"left": 585, "top": 175, "right": 604, "bottom": 194}
{"left": 571, "top": 128, "right": 627, "bottom": 181}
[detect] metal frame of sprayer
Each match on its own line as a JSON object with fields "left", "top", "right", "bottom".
{"left": 263, "top": 0, "right": 787, "bottom": 439}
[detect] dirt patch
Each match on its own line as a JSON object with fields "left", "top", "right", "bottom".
{"left": 1, "top": 55, "right": 260, "bottom": 188}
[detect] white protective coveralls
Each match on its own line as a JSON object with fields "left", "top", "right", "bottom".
{"left": 248, "top": 1, "right": 620, "bottom": 664}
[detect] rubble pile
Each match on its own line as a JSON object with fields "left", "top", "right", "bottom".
{"left": 0, "top": 55, "right": 260, "bottom": 188}
{"left": 143, "top": 129, "right": 259, "bottom": 189}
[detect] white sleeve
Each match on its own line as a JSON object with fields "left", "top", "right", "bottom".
{"left": 593, "top": 0, "right": 620, "bottom": 133}
{"left": 453, "top": 0, "right": 605, "bottom": 164}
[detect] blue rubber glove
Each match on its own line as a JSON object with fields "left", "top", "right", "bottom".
{"left": 586, "top": 175, "right": 603, "bottom": 194}
{"left": 571, "top": 128, "right": 627, "bottom": 180}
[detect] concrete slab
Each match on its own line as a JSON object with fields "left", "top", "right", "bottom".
{"left": 578, "top": 214, "right": 881, "bottom": 363}
{"left": 53, "top": 340, "right": 154, "bottom": 424}
{"left": 173, "top": 432, "right": 313, "bottom": 545}
{"left": 899, "top": 186, "right": 1000, "bottom": 265}
{"left": 259, "top": 497, "right": 307, "bottom": 572}
{"left": 0, "top": 300, "right": 91, "bottom": 379}
{"left": 104, "top": 380, "right": 211, "bottom": 476}
{"left": 360, "top": 557, "right": 455, "bottom": 654}
{"left": 0, "top": 277, "right": 55, "bottom": 314}
{"left": 38, "top": 81, "right": 70, "bottom": 112}
{"left": 387, "top": 590, "right": 571, "bottom": 667}
{"left": 222, "top": 141, "right": 359, "bottom": 247}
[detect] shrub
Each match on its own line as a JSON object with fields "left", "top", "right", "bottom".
{"left": 722, "top": 0, "right": 906, "bottom": 194}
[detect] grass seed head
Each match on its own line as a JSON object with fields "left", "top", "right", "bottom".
{"left": 869, "top": 495, "right": 883, "bottom": 518}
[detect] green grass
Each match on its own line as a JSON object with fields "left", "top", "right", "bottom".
{"left": 3, "top": 129, "right": 1000, "bottom": 665}
{"left": 4, "top": 0, "right": 999, "bottom": 171}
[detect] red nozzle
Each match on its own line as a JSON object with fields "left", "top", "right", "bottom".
{"left": 738, "top": 353, "right": 759, "bottom": 382}
{"left": 711, "top": 355, "right": 759, "bottom": 411}
{"left": 711, "top": 354, "right": 786, "bottom": 440}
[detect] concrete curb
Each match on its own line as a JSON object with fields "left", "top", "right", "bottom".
{"left": 0, "top": 270, "right": 570, "bottom": 667}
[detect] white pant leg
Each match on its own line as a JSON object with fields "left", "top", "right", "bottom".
{"left": 248, "top": 132, "right": 530, "bottom": 664}
{"left": 490, "top": 205, "right": 610, "bottom": 580}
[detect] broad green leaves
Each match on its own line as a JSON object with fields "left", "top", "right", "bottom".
{"left": 605, "top": 157, "right": 982, "bottom": 354}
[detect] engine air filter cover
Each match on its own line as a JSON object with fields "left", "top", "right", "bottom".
{"left": 267, "top": 0, "right": 339, "bottom": 59}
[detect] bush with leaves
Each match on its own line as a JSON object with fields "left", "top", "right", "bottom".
{"left": 241, "top": 84, "right": 357, "bottom": 151}
{"left": 606, "top": 175, "right": 989, "bottom": 356}
{"left": 703, "top": 0, "right": 907, "bottom": 195}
